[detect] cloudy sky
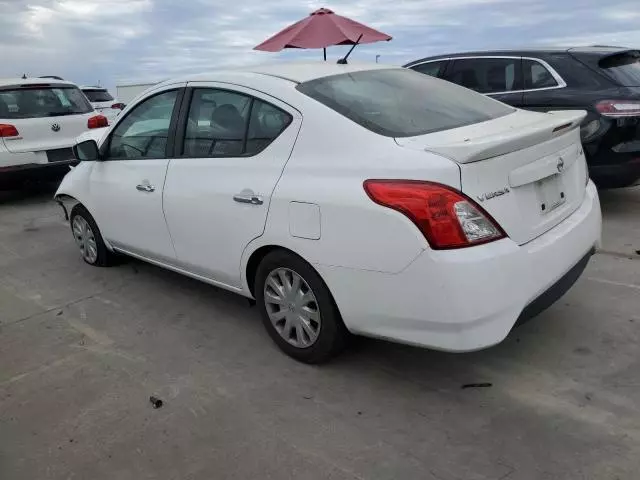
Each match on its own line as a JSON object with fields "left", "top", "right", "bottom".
{"left": 1, "top": 0, "right": 638, "bottom": 90}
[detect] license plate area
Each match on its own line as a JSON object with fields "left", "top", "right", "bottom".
{"left": 46, "top": 148, "right": 74, "bottom": 163}
{"left": 536, "top": 174, "right": 566, "bottom": 214}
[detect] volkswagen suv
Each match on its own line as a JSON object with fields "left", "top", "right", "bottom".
{"left": 0, "top": 78, "right": 108, "bottom": 189}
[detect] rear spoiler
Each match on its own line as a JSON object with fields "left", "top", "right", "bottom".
{"left": 413, "top": 110, "right": 587, "bottom": 164}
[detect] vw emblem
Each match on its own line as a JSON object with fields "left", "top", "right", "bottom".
{"left": 51, "top": 123, "right": 61, "bottom": 132}
{"left": 557, "top": 156, "right": 565, "bottom": 173}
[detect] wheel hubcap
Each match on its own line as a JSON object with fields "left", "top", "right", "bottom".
{"left": 72, "top": 216, "right": 98, "bottom": 264}
{"left": 263, "top": 268, "right": 321, "bottom": 348}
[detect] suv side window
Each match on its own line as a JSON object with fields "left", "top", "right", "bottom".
{"left": 523, "top": 59, "right": 559, "bottom": 89}
{"left": 410, "top": 60, "right": 447, "bottom": 78}
{"left": 445, "top": 58, "right": 521, "bottom": 94}
{"left": 107, "top": 89, "right": 178, "bottom": 159}
{"left": 182, "top": 88, "right": 292, "bottom": 157}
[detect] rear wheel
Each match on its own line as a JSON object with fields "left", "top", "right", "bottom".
{"left": 69, "top": 204, "right": 117, "bottom": 267}
{"left": 255, "top": 250, "right": 349, "bottom": 364}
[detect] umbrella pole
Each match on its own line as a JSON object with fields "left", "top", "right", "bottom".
{"left": 323, "top": 48, "right": 326, "bottom": 61}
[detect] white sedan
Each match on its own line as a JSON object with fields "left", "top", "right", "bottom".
{"left": 55, "top": 62, "right": 601, "bottom": 363}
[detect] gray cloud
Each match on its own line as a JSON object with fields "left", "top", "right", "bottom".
{"left": 0, "top": 0, "right": 638, "bottom": 90}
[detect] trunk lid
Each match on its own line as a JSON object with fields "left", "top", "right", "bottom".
{"left": 396, "top": 109, "right": 589, "bottom": 245}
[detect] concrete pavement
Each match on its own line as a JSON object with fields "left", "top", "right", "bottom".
{"left": 1, "top": 184, "right": 639, "bottom": 479}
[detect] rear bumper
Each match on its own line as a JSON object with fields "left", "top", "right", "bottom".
{"left": 317, "top": 181, "right": 602, "bottom": 352}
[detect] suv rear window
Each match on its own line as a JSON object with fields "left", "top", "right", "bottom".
{"left": 0, "top": 85, "right": 93, "bottom": 119}
{"left": 83, "top": 89, "right": 114, "bottom": 102}
{"left": 598, "top": 51, "right": 640, "bottom": 86}
{"left": 296, "top": 69, "right": 514, "bottom": 138}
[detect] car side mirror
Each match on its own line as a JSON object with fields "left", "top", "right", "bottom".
{"left": 73, "top": 139, "right": 100, "bottom": 161}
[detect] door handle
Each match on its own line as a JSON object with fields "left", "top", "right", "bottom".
{"left": 136, "top": 184, "right": 155, "bottom": 193}
{"left": 233, "top": 192, "right": 264, "bottom": 205}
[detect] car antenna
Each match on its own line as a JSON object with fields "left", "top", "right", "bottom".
{"left": 337, "top": 34, "right": 363, "bottom": 65}
{"left": 22, "top": 73, "right": 27, "bottom": 79}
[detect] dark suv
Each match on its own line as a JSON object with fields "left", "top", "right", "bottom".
{"left": 405, "top": 47, "right": 640, "bottom": 188}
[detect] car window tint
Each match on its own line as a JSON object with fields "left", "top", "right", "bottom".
{"left": 0, "top": 86, "right": 92, "bottom": 119}
{"left": 445, "top": 58, "right": 520, "bottom": 93}
{"left": 411, "top": 61, "right": 447, "bottom": 77}
{"left": 598, "top": 51, "right": 640, "bottom": 87}
{"left": 297, "top": 69, "right": 514, "bottom": 138}
{"left": 107, "top": 89, "right": 178, "bottom": 159}
{"left": 523, "top": 60, "right": 558, "bottom": 89}
{"left": 83, "top": 89, "right": 114, "bottom": 102}
{"left": 183, "top": 89, "right": 251, "bottom": 157}
{"left": 245, "top": 99, "right": 292, "bottom": 155}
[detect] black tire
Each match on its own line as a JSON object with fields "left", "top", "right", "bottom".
{"left": 255, "top": 250, "right": 349, "bottom": 364}
{"left": 69, "top": 204, "right": 118, "bottom": 267}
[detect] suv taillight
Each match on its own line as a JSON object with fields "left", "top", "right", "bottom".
{"left": 363, "top": 180, "right": 506, "bottom": 249}
{"left": 595, "top": 100, "right": 640, "bottom": 117}
{"left": 0, "top": 124, "right": 19, "bottom": 137}
{"left": 87, "top": 115, "right": 109, "bottom": 129}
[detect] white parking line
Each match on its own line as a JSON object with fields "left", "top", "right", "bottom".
{"left": 586, "top": 277, "right": 640, "bottom": 290}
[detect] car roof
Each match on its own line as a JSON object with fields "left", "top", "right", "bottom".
{"left": 161, "top": 61, "right": 396, "bottom": 86}
{"left": 0, "top": 77, "right": 78, "bottom": 88}
{"left": 80, "top": 85, "right": 108, "bottom": 90}
{"left": 405, "top": 46, "right": 634, "bottom": 66}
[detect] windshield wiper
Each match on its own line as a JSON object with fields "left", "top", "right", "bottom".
{"left": 45, "top": 111, "right": 78, "bottom": 117}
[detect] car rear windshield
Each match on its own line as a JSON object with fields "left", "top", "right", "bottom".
{"left": 83, "top": 89, "right": 114, "bottom": 102}
{"left": 598, "top": 51, "right": 640, "bottom": 86}
{"left": 0, "top": 85, "right": 93, "bottom": 119}
{"left": 296, "top": 69, "right": 514, "bottom": 138}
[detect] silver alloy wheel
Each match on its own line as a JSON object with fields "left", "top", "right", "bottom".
{"left": 263, "top": 268, "right": 321, "bottom": 348}
{"left": 72, "top": 215, "right": 98, "bottom": 264}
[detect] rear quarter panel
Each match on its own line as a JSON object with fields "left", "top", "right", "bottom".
{"left": 241, "top": 101, "right": 461, "bottom": 289}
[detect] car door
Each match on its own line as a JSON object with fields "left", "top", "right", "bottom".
{"left": 89, "top": 85, "right": 184, "bottom": 263}
{"left": 162, "top": 83, "right": 302, "bottom": 288}
{"left": 443, "top": 57, "right": 525, "bottom": 107}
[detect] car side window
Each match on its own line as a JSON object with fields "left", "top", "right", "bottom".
{"left": 523, "top": 59, "right": 559, "bottom": 89}
{"left": 445, "top": 58, "right": 521, "bottom": 94}
{"left": 245, "top": 99, "right": 292, "bottom": 155}
{"left": 411, "top": 61, "right": 447, "bottom": 78}
{"left": 182, "top": 88, "right": 292, "bottom": 157}
{"left": 107, "top": 89, "right": 178, "bottom": 160}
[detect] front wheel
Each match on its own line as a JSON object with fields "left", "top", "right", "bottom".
{"left": 69, "top": 204, "right": 117, "bottom": 267}
{"left": 255, "top": 250, "right": 349, "bottom": 364}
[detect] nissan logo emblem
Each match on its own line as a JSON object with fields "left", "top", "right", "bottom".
{"left": 557, "top": 156, "right": 565, "bottom": 173}
{"left": 51, "top": 123, "right": 61, "bottom": 132}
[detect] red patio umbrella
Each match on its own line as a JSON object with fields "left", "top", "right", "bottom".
{"left": 254, "top": 8, "right": 392, "bottom": 61}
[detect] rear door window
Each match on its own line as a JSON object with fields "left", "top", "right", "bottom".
{"left": 296, "top": 69, "right": 514, "bottom": 138}
{"left": 523, "top": 60, "right": 559, "bottom": 89}
{"left": 598, "top": 51, "right": 640, "bottom": 86}
{"left": 410, "top": 60, "right": 448, "bottom": 78}
{"left": 445, "top": 58, "right": 522, "bottom": 94}
{"left": 0, "top": 85, "right": 93, "bottom": 119}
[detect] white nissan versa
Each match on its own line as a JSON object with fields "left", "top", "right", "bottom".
{"left": 0, "top": 78, "right": 108, "bottom": 188}
{"left": 55, "top": 63, "right": 601, "bottom": 363}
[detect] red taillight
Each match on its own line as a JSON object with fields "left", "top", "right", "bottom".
{"left": 87, "top": 115, "right": 109, "bottom": 129}
{"left": 111, "top": 103, "right": 125, "bottom": 110}
{"left": 363, "top": 180, "right": 506, "bottom": 249}
{"left": 0, "top": 124, "right": 19, "bottom": 137}
{"left": 595, "top": 100, "right": 640, "bottom": 117}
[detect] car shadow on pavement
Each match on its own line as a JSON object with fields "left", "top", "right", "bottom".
{"left": 0, "top": 181, "right": 61, "bottom": 206}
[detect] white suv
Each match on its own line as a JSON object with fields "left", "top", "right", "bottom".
{"left": 0, "top": 78, "right": 108, "bottom": 188}
{"left": 80, "top": 86, "right": 124, "bottom": 124}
